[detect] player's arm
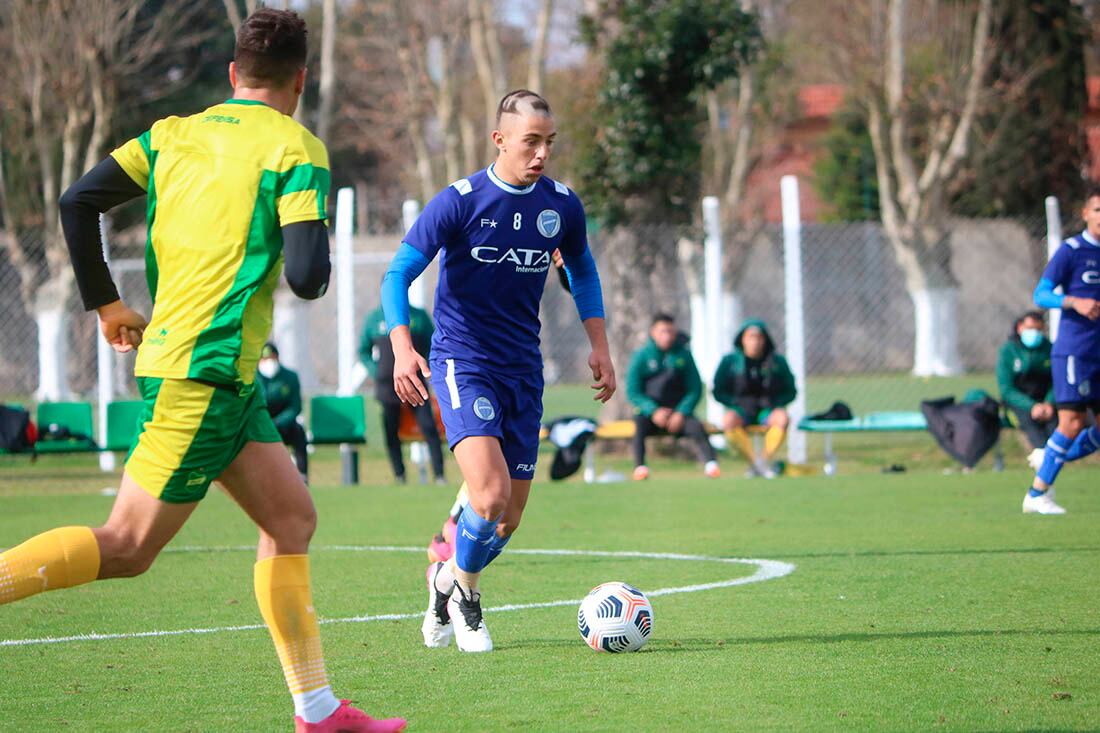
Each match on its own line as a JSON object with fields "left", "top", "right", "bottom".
{"left": 273, "top": 371, "right": 303, "bottom": 429}
{"left": 559, "top": 197, "right": 615, "bottom": 402}
{"left": 382, "top": 244, "right": 433, "bottom": 405}
{"left": 1035, "top": 246, "right": 1100, "bottom": 319}
{"left": 59, "top": 155, "right": 148, "bottom": 353}
{"left": 282, "top": 222, "right": 330, "bottom": 300}
{"left": 711, "top": 355, "right": 734, "bottom": 407}
{"left": 772, "top": 355, "right": 798, "bottom": 406}
{"left": 277, "top": 132, "right": 332, "bottom": 300}
{"left": 625, "top": 351, "right": 658, "bottom": 416}
{"left": 382, "top": 188, "right": 458, "bottom": 405}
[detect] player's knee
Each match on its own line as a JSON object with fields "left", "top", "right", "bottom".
{"left": 1058, "top": 412, "right": 1086, "bottom": 438}
{"left": 724, "top": 411, "right": 744, "bottom": 430}
{"left": 770, "top": 410, "right": 790, "bottom": 429}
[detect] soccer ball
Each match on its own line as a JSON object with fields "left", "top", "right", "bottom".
{"left": 577, "top": 582, "right": 653, "bottom": 652}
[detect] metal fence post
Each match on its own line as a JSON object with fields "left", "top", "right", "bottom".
{"left": 781, "top": 176, "right": 807, "bottom": 465}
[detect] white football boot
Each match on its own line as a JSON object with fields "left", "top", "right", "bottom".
{"left": 1022, "top": 490, "right": 1066, "bottom": 515}
{"left": 421, "top": 562, "right": 455, "bottom": 648}
{"left": 448, "top": 583, "right": 493, "bottom": 652}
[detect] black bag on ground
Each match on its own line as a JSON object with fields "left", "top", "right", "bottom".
{"left": 0, "top": 405, "right": 36, "bottom": 453}
{"left": 809, "top": 401, "right": 853, "bottom": 421}
{"left": 920, "top": 395, "right": 1001, "bottom": 468}
{"left": 544, "top": 416, "right": 597, "bottom": 481}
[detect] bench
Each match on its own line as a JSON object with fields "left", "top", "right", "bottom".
{"left": 798, "top": 411, "right": 1005, "bottom": 474}
{"left": 308, "top": 395, "right": 367, "bottom": 484}
{"left": 34, "top": 401, "right": 99, "bottom": 454}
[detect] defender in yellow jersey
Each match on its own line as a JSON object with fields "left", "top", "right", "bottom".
{"left": 0, "top": 9, "right": 405, "bottom": 732}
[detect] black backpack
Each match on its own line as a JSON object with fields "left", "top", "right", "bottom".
{"left": 0, "top": 405, "right": 36, "bottom": 454}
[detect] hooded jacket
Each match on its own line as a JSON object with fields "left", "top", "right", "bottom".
{"left": 359, "top": 305, "right": 434, "bottom": 404}
{"left": 626, "top": 332, "right": 703, "bottom": 417}
{"left": 712, "top": 319, "right": 797, "bottom": 408}
{"left": 996, "top": 330, "right": 1053, "bottom": 412}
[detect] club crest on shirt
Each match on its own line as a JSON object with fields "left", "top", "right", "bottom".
{"left": 474, "top": 396, "right": 495, "bottom": 421}
{"left": 1079, "top": 379, "right": 1091, "bottom": 397}
{"left": 537, "top": 209, "right": 561, "bottom": 238}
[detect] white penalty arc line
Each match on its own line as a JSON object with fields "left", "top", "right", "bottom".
{"left": 0, "top": 546, "right": 795, "bottom": 648}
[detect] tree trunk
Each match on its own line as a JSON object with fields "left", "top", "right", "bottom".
{"left": 885, "top": 225, "right": 962, "bottom": 376}
{"left": 316, "top": 0, "right": 337, "bottom": 143}
{"left": 526, "top": 0, "right": 553, "bottom": 92}
{"left": 34, "top": 279, "right": 70, "bottom": 401}
{"left": 599, "top": 226, "right": 687, "bottom": 420}
{"left": 273, "top": 288, "right": 319, "bottom": 392}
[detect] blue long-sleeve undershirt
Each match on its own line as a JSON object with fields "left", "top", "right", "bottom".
{"left": 381, "top": 243, "right": 430, "bottom": 329}
{"left": 560, "top": 247, "right": 605, "bottom": 321}
{"left": 1033, "top": 277, "right": 1065, "bottom": 310}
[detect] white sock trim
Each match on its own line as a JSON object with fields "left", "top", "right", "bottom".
{"left": 294, "top": 685, "right": 340, "bottom": 724}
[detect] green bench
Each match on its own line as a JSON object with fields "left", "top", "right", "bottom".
{"left": 799, "top": 410, "right": 1007, "bottom": 474}
{"left": 35, "top": 401, "right": 99, "bottom": 454}
{"left": 104, "top": 400, "right": 145, "bottom": 453}
{"left": 308, "top": 395, "right": 367, "bottom": 484}
{"left": 798, "top": 411, "right": 929, "bottom": 475}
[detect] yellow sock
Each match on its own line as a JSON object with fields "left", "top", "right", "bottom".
{"left": 0, "top": 526, "right": 100, "bottom": 605}
{"left": 725, "top": 428, "right": 756, "bottom": 462}
{"left": 764, "top": 427, "right": 787, "bottom": 459}
{"left": 254, "top": 555, "right": 335, "bottom": 703}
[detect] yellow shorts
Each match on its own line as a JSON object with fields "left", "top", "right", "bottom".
{"left": 125, "top": 377, "right": 280, "bottom": 503}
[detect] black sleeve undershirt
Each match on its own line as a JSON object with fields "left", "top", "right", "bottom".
{"left": 59, "top": 157, "right": 145, "bottom": 311}
{"left": 282, "top": 221, "right": 330, "bottom": 300}
{"left": 61, "top": 156, "right": 331, "bottom": 308}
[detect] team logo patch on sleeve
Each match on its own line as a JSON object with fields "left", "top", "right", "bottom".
{"left": 537, "top": 209, "right": 561, "bottom": 238}
{"left": 473, "top": 396, "right": 496, "bottom": 421}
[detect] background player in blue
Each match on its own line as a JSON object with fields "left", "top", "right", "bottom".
{"left": 1025, "top": 186, "right": 1100, "bottom": 514}
{"left": 381, "top": 90, "right": 615, "bottom": 652}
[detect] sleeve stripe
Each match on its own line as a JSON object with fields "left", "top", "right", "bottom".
{"left": 276, "top": 163, "right": 331, "bottom": 220}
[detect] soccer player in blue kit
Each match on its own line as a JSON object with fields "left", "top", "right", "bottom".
{"left": 1025, "top": 186, "right": 1100, "bottom": 514}
{"left": 381, "top": 90, "right": 616, "bottom": 651}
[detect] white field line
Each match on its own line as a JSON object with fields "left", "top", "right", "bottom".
{"left": 0, "top": 546, "right": 795, "bottom": 648}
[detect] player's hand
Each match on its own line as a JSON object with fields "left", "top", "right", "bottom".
{"left": 1033, "top": 402, "right": 1055, "bottom": 421}
{"left": 651, "top": 407, "right": 672, "bottom": 428}
{"left": 552, "top": 248, "right": 565, "bottom": 270}
{"left": 390, "top": 327, "right": 431, "bottom": 406}
{"left": 96, "top": 300, "right": 147, "bottom": 354}
{"left": 588, "top": 347, "right": 616, "bottom": 403}
{"left": 1069, "top": 296, "right": 1100, "bottom": 321}
{"left": 666, "top": 411, "right": 686, "bottom": 435}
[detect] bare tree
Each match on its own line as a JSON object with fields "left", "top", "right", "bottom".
{"left": 527, "top": 0, "right": 555, "bottom": 92}
{"left": 222, "top": 0, "right": 258, "bottom": 31}
{"left": 0, "top": 0, "right": 204, "bottom": 398}
{"left": 866, "top": 0, "right": 993, "bottom": 376}
{"left": 316, "top": 0, "right": 337, "bottom": 143}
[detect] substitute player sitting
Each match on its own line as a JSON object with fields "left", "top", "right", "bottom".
{"left": 381, "top": 90, "right": 616, "bottom": 653}
{"left": 1025, "top": 185, "right": 1100, "bottom": 515}
{"left": 0, "top": 10, "right": 404, "bottom": 732}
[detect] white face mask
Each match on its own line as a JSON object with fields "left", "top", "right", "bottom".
{"left": 258, "top": 359, "right": 279, "bottom": 378}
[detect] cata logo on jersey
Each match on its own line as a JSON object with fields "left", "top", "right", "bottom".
{"left": 470, "top": 246, "right": 551, "bottom": 273}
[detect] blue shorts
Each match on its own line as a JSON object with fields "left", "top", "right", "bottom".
{"left": 1052, "top": 354, "right": 1100, "bottom": 408}
{"left": 431, "top": 358, "right": 544, "bottom": 480}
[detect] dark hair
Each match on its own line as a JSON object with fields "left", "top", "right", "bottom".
{"left": 651, "top": 313, "right": 675, "bottom": 327}
{"left": 262, "top": 342, "right": 279, "bottom": 358}
{"left": 496, "top": 89, "right": 552, "bottom": 125}
{"left": 1083, "top": 184, "right": 1100, "bottom": 207}
{"left": 234, "top": 8, "right": 308, "bottom": 87}
{"left": 1015, "top": 310, "right": 1045, "bottom": 329}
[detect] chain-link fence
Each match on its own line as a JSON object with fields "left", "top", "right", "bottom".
{"left": 0, "top": 209, "right": 1064, "bottom": 429}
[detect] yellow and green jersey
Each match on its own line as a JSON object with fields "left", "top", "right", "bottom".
{"left": 111, "top": 99, "right": 330, "bottom": 386}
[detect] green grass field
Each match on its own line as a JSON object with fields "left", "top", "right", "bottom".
{"left": 1, "top": 439, "right": 1098, "bottom": 731}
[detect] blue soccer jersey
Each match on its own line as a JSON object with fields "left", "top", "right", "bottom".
{"left": 403, "top": 165, "right": 589, "bottom": 373}
{"left": 1042, "top": 232, "right": 1100, "bottom": 358}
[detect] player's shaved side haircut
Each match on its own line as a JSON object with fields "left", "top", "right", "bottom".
{"left": 496, "top": 89, "right": 553, "bottom": 125}
{"left": 234, "top": 8, "right": 308, "bottom": 88}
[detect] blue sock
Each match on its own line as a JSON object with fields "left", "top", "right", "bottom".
{"left": 483, "top": 532, "right": 512, "bottom": 569}
{"left": 1035, "top": 431, "right": 1072, "bottom": 488}
{"left": 454, "top": 506, "right": 499, "bottom": 575}
{"left": 1064, "top": 426, "right": 1100, "bottom": 462}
